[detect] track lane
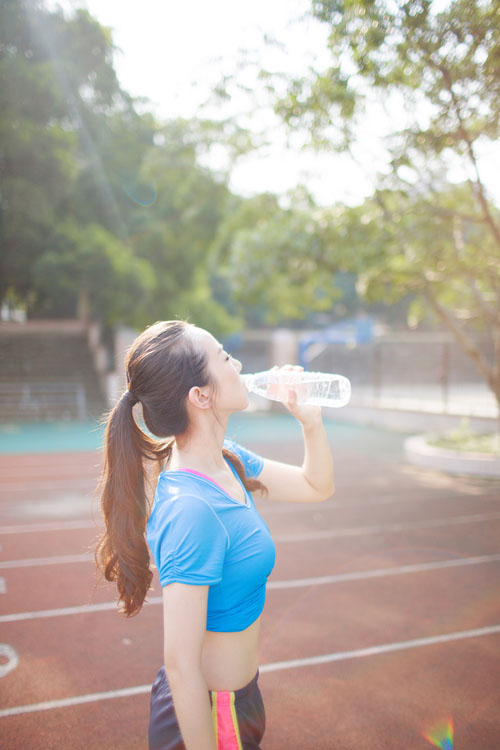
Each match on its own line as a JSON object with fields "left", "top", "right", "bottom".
{"left": 3, "top": 553, "right": 500, "bottom": 623}
{"left": 1, "top": 558, "right": 499, "bottom": 711}
{"left": 1, "top": 632, "right": 499, "bottom": 750}
{"left": 261, "top": 635, "right": 500, "bottom": 750}
{"left": 2, "top": 515, "right": 500, "bottom": 615}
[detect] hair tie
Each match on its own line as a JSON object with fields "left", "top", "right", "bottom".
{"left": 121, "top": 389, "right": 139, "bottom": 406}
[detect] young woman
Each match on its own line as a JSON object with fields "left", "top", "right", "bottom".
{"left": 96, "top": 320, "right": 334, "bottom": 750}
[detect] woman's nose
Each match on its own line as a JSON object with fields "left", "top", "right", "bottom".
{"left": 234, "top": 358, "right": 242, "bottom": 372}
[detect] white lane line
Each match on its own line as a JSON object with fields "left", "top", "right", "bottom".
{"left": 0, "top": 493, "right": 496, "bottom": 535}
{"left": 1, "top": 624, "right": 499, "bottom": 717}
{"left": 0, "top": 520, "right": 97, "bottom": 535}
{"left": 2, "top": 553, "right": 499, "bottom": 623}
{"left": 273, "top": 511, "right": 500, "bottom": 542}
{"left": 0, "top": 683, "right": 151, "bottom": 717}
{"left": 267, "top": 553, "right": 500, "bottom": 589}
{"left": 0, "top": 577, "right": 6, "bottom": 594}
{"left": 0, "top": 480, "right": 95, "bottom": 492}
{"left": 3, "top": 511, "right": 500, "bottom": 570}
{"left": 0, "top": 554, "right": 92, "bottom": 569}
{"left": 0, "top": 597, "right": 163, "bottom": 623}
{"left": 259, "top": 624, "right": 500, "bottom": 674}
{"left": 2, "top": 509, "right": 499, "bottom": 538}
{"left": 0, "top": 644, "right": 19, "bottom": 678}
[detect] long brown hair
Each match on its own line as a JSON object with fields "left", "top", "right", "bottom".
{"left": 95, "top": 320, "right": 266, "bottom": 617}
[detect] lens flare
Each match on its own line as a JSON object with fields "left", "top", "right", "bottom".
{"left": 422, "top": 717, "right": 454, "bottom": 749}
{"left": 122, "top": 183, "right": 157, "bottom": 207}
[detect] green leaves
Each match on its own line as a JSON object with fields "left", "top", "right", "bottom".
{"left": 0, "top": 1, "right": 236, "bottom": 334}
{"left": 213, "top": 189, "right": 344, "bottom": 324}
{"left": 301, "top": 0, "right": 500, "bottom": 159}
{"left": 31, "top": 221, "right": 155, "bottom": 323}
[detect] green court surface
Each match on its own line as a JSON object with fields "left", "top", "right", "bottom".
{"left": 0, "top": 413, "right": 394, "bottom": 454}
{"left": 0, "top": 413, "right": 332, "bottom": 455}
{"left": 0, "top": 413, "right": 408, "bottom": 456}
{"left": 0, "top": 420, "right": 106, "bottom": 454}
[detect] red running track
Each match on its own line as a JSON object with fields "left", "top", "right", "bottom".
{"left": 0, "top": 423, "right": 499, "bottom": 749}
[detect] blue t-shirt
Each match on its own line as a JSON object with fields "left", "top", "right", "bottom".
{"left": 146, "top": 440, "right": 276, "bottom": 632}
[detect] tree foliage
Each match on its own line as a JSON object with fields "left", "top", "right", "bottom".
{"left": 209, "top": 189, "right": 345, "bottom": 325}
{"left": 264, "top": 0, "right": 500, "bottom": 410}
{"left": 0, "top": 0, "right": 238, "bottom": 334}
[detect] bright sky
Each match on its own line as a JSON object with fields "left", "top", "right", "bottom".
{"left": 54, "top": 0, "right": 500, "bottom": 207}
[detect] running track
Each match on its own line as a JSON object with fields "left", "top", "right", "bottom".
{"left": 0, "top": 418, "right": 499, "bottom": 749}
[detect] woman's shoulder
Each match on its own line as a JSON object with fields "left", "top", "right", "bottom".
{"left": 153, "top": 470, "right": 207, "bottom": 510}
{"left": 148, "top": 479, "right": 225, "bottom": 533}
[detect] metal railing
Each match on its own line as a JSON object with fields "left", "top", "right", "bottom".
{"left": 307, "top": 338, "right": 497, "bottom": 419}
{"left": 0, "top": 382, "right": 87, "bottom": 421}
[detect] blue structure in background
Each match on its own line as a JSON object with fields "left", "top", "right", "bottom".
{"left": 298, "top": 317, "right": 374, "bottom": 368}
{"left": 222, "top": 317, "right": 374, "bottom": 370}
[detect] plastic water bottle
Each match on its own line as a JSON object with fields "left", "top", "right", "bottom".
{"left": 242, "top": 370, "right": 351, "bottom": 408}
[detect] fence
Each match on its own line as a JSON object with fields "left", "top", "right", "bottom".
{"left": 305, "top": 335, "right": 497, "bottom": 419}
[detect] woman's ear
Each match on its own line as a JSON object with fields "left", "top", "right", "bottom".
{"left": 187, "top": 385, "right": 211, "bottom": 410}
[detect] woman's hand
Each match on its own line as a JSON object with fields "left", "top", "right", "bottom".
{"left": 268, "top": 365, "right": 322, "bottom": 428}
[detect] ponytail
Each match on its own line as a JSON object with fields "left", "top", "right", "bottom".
{"left": 222, "top": 449, "right": 267, "bottom": 496}
{"left": 95, "top": 391, "right": 172, "bottom": 617}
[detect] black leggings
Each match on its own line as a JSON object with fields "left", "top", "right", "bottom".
{"left": 148, "top": 666, "right": 266, "bottom": 750}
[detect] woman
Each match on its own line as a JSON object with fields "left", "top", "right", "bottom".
{"left": 96, "top": 320, "right": 334, "bottom": 750}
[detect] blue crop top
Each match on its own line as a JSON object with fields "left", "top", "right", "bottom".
{"left": 146, "top": 440, "right": 276, "bottom": 632}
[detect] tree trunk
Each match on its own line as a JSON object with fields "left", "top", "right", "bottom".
{"left": 77, "top": 288, "right": 90, "bottom": 325}
{"left": 424, "top": 285, "right": 500, "bottom": 435}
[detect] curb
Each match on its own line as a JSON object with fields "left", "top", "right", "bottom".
{"left": 404, "top": 435, "right": 500, "bottom": 478}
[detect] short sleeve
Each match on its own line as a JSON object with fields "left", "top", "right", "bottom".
{"left": 148, "top": 495, "right": 229, "bottom": 587}
{"left": 224, "top": 439, "right": 264, "bottom": 478}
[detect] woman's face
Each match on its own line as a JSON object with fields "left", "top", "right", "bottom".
{"left": 188, "top": 327, "right": 248, "bottom": 413}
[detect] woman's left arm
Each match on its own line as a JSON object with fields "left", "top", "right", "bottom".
{"left": 256, "top": 385, "right": 334, "bottom": 504}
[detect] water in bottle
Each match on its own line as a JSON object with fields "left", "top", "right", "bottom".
{"left": 242, "top": 370, "right": 351, "bottom": 408}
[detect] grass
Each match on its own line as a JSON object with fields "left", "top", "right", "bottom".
{"left": 427, "top": 420, "right": 500, "bottom": 456}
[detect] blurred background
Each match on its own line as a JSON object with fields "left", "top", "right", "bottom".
{"left": 1, "top": 5, "right": 500, "bottom": 749}
{"left": 1, "top": 0, "right": 499, "bottom": 440}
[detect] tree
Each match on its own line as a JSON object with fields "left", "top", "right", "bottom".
{"left": 266, "top": 0, "right": 500, "bottom": 421}
{"left": 116, "top": 119, "right": 236, "bottom": 332}
{"left": 31, "top": 220, "right": 155, "bottom": 324}
{"left": 0, "top": 0, "right": 144, "bottom": 321}
{"left": 209, "top": 188, "right": 343, "bottom": 325}
{"left": 0, "top": 1, "right": 240, "bottom": 335}
{"left": 0, "top": 0, "right": 77, "bottom": 308}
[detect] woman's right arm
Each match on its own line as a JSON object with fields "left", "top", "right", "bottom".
{"left": 162, "top": 582, "right": 216, "bottom": 750}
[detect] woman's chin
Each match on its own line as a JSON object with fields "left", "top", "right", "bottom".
{"left": 236, "top": 394, "right": 250, "bottom": 412}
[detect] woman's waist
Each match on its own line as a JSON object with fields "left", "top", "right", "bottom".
{"left": 202, "top": 616, "right": 261, "bottom": 691}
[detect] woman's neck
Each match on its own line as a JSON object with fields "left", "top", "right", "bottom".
{"left": 171, "top": 419, "right": 229, "bottom": 474}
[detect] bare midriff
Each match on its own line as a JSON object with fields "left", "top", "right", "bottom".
{"left": 201, "top": 616, "right": 261, "bottom": 692}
